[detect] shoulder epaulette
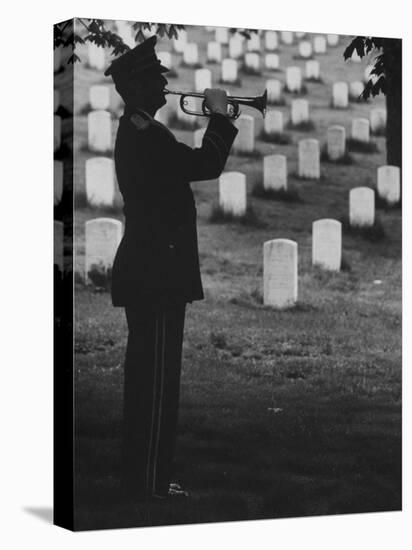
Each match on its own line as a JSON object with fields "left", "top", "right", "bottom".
{"left": 130, "top": 113, "right": 150, "bottom": 130}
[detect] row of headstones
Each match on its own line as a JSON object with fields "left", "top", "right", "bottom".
{"left": 63, "top": 119, "right": 396, "bottom": 210}
{"left": 84, "top": 27, "right": 341, "bottom": 72}
{"left": 54, "top": 216, "right": 358, "bottom": 309}
{"left": 218, "top": 169, "right": 400, "bottom": 221}
{"left": 76, "top": 88, "right": 387, "bottom": 156}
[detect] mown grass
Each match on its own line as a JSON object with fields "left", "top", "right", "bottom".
{"left": 70, "top": 26, "right": 401, "bottom": 531}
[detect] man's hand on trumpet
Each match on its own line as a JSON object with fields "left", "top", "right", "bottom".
{"left": 204, "top": 88, "right": 229, "bottom": 117}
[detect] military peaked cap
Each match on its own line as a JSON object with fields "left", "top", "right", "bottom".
{"left": 104, "top": 35, "right": 169, "bottom": 77}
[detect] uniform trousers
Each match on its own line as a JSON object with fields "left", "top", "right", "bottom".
{"left": 122, "top": 301, "right": 186, "bottom": 497}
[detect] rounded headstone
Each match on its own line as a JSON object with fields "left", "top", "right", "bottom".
{"left": 286, "top": 67, "right": 302, "bottom": 92}
{"left": 88, "top": 43, "right": 106, "bottom": 71}
{"left": 333, "top": 82, "right": 349, "bottom": 108}
{"left": 351, "top": 118, "right": 370, "bottom": 143}
{"left": 89, "top": 85, "right": 110, "bottom": 110}
{"left": 234, "top": 115, "right": 255, "bottom": 153}
{"left": 291, "top": 99, "right": 309, "bottom": 125}
{"left": 245, "top": 52, "right": 260, "bottom": 71}
{"left": 349, "top": 81, "right": 364, "bottom": 100}
{"left": 267, "top": 79, "right": 282, "bottom": 103}
{"left": 207, "top": 42, "right": 222, "bottom": 63}
{"left": 299, "top": 41, "right": 312, "bottom": 58}
{"left": 221, "top": 59, "right": 238, "bottom": 83}
{"left": 173, "top": 30, "right": 187, "bottom": 53}
{"left": 377, "top": 165, "right": 401, "bottom": 205}
{"left": 219, "top": 172, "right": 247, "bottom": 216}
{"left": 313, "top": 35, "right": 327, "bottom": 54}
{"left": 195, "top": 68, "right": 212, "bottom": 92}
{"left": 229, "top": 36, "right": 243, "bottom": 59}
{"left": 263, "top": 239, "right": 298, "bottom": 309}
{"left": 349, "top": 187, "right": 375, "bottom": 227}
{"left": 327, "top": 125, "right": 346, "bottom": 160}
{"left": 327, "top": 34, "right": 339, "bottom": 46}
{"left": 263, "top": 154, "right": 287, "bottom": 190}
{"left": 265, "top": 31, "right": 278, "bottom": 51}
{"left": 264, "top": 110, "right": 283, "bottom": 134}
{"left": 281, "top": 31, "right": 294, "bottom": 45}
{"left": 370, "top": 109, "right": 387, "bottom": 133}
{"left": 85, "top": 218, "right": 123, "bottom": 281}
{"left": 85, "top": 157, "right": 116, "bottom": 207}
{"left": 158, "top": 51, "right": 173, "bottom": 70}
{"left": 305, "top": 60, "right": 320, "bottom": 80}
{"left": 312, "top": 219, "right": 342, "bottom": 271}
{"left": 215, "top": 27, "right": 229, "bottom": 44}
{"left": 87, "top": 110, "right": 112, "bottom": 152}
{"left": 299, "top": 139, "right": 320, "bottom": 179}
{"left": 183, "top": 43, "right": 199, "bottom": 66}
{"left": 265, "top": 53, "right": 279, "bottom": 70}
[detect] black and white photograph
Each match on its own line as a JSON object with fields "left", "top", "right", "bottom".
{"left": 52, "top": 15, "right": 403, "bottom": 531}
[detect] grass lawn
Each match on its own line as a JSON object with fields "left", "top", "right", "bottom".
{"left": 66, "top": 24, "right": 401, "bottom": 530}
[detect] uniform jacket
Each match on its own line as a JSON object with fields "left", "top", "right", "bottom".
{"left": 111, "top": 107, "right": 239, "bottom": 307}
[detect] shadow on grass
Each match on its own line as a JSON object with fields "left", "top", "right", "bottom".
{"left": 259, "top": 130, "right": 292, "bottom": 145}
{"left": 252, "top": 183, "right": 303, "bottom": 203}
{"left": 346, "top": 138, "right": 379, "bottom": 154}
{"left": 340, "top": 214, "right": 386, "bottom": 242}
{"left": 208, "top": 203, "right": 265, "bottom": 228}
{"left": 286, "top": 119, "right": 316, "bottom": 132}
{"left": 304, "top": 77, "right": 324, "bottom": 84}
{"left": 283, "top": 84, "right": 309, "bottom": 95}
{"left": 374, "top": 190, "right": 402, "bottom": 211}
{"left": 320, "top": 146, "right": 354, "bottom": 165}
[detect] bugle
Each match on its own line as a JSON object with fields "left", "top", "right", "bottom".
{"left": 164, "top": 88, "right": 267, "bottom": 119}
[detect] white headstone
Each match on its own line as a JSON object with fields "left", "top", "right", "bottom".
{"left": 349, "top": 81, "right": 364, "bottom": 100}
{"left": 264, "top": 110, "right": 283, "bottom": 134}
{"left": 194, "top": 128, "right": 206, "bottom": 148}
{"left": 370, "top": 109, "right": 387, "bottom": 133}
{"left": 281, "top": 31, "right": 294, "bottom": 45}
{"left": 333, "top": 82, "right": 349, "bottom": 108}
{"left": 88, "top": 110, "right": 112, "bottom": 152}
{"left": 265, "top": 31, "right": 278, "bottom": 51}
{"left": 88, "top": 43, "right": 106, "bottom": 71}
{"left": 221, "top": 59, "right": 238, "bottom": 83}
{"left": 312, "top": 219, "right": 342, "bottom": 271}
{"left": 173, "top": 30, "right": 187, "bottom": 53}
{"left": 305, "top": 60, "right": 320, "bottom": 80}
{"left": 54, "top": 115, "right": 61, "bottom": 152}
{"left": 215, "top": 27, "right": 229, "bottom": 44}
{"left": 85, "top": 157, "right": 116, "bottom": 207}
{"left": 54, "top": 160, "right": 63, "bottom": 206}
{"left": 244, "top": 52, "right": 260, "bottom": 72}
{"left": 286, "top": 67, "right": 302, "bottom": 92}
{"left": 229, "top": 36, "right": 243, "bottom": 59}
{"left": 351, "top": 118, "right": 370, "bottom": 142}
{"left": 247, "top": 33, "right": 260, "bottom": 52}
{"left": 195, "top": 68, "right": 212, "bottom": 92}
{"left": 313, "top": 35, "right": 327, "bottom": 54}
{"left": 219, "top": 172, "right": 247, "bottom": 216}
{"left": 183, "top": 43, "right": 199, "bottom": 66}
{"left": 377, "top": 166, "right": 401, "bottom": 205}
{"left": 89, "top": 85, "right": 110, "bottom": 110}
{"left": 298, "top": 139, "right": 320, "bottom": 179}
{"left": 234, "top": 115, "right": 255, "bottom": 153}
{"left": 291, "top": 99, "right": 309, "bottom": 125}
{"left": 265, "top": 53, "right": 279, "bottom": 70}
{"left": 54, "top": 220, "right": 64, "bottom": 272}
{"left": 54, "top": 89, "right": 60, "bottom": 113}
{"left": 85, "top": 218, "right": 123, "bottom": 280}
{"left": 263, "top": 239, "right": 298, "bottom": 309}
{"left": 327, "top": 34, "right": 339, "bottom": 46}
{"left": 267, "top": 79, "right": 282, "bottom": 103}
{"left": 327, "top": 125, "right": 346, "bottom": 160}
{"left": 299, "top": 41, "right": 312, "bottom": 58}
{"left": 349, "top": 187, "right": 375, "bottom": 227}
{"left": 263, "top": 154, "right": 287, "bottom": 190}
{"left": 158, "top": 51, "right": 172, "bottom": 71}
{"left": 207, "top": 42, "right": 222, "bottom": 63}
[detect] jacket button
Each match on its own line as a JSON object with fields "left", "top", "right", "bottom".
{"left": 169, "top": 244, "right": 175, "bottom": 249}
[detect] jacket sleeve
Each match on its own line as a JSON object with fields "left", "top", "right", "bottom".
{"left": 145, "top": 113, "right": 239, "bottom": 183}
